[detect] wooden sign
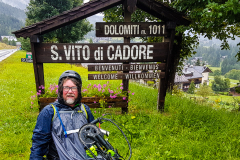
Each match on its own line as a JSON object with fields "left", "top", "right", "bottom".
{"left": 34, "top": 43, "right": 169, "bottom": 63}
{"left": 88, "top": 63, "right": 166, "bottom": 71}
{"left": 96, "top": 22, "right": 168, "bottom": 37}
{"left": 88, "top": 72, "right": 165, "bottom": 80}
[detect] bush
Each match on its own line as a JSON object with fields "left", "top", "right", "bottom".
{"left": 147, "top": 81, "right": 154, "bottom": 86}
{"left": 187, "top": 80, "right": 195, "bottom": 94}
{"left": 196, "top": 83, "right": 213, "bottom": 98}
{"left": 172, "top": 85, "right": 184, "bottom": 97}
{"left": 224, "top": 69, "right": 240, "bottom": 80}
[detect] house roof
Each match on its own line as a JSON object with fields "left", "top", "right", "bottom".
{"left": 174, "top": 74, "right": 189, "bottom": 83}
{"left": 12, "top": 0, "right": 190, "bottom": 38}
{"left": 174, "top": 65, "right": 212, "bottom": 83}
{"left": 230, "top": 84, "right": 240, "bottom": 89}
{"left": 193, "top": 66, "right": 212, "bottom": 73}
{"left": 183, "top": 67, "right": 203, "bottom": 80}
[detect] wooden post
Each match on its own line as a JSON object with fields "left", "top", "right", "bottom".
{"left": 30, "top": 35, "right": 45, "bottom": 95}
{"left": 157, "top": 22, "right": 176, "bottom": 112}
{"left": 122, "top": 1, "right": 131, "bottom": 114}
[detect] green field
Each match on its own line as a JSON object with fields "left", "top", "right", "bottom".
{"left": 208, "top": 66, "right": 239, "bottom": 87}
{"left": 1, "top": 51, "right": 240, "bottom": 159}
{"left": 207, "top": 66, "right": 220, "bottom": 72}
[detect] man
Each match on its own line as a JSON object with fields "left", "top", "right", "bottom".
{"left": 30, "top": 70, "right": 95, "bottom": 160}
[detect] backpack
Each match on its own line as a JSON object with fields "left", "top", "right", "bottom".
{"left": 51, "top": 103, "right": 88, "bottom": 121}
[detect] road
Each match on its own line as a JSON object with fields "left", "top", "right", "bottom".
{"left": 0, "top": 49, "right": 18, "bottom": 62}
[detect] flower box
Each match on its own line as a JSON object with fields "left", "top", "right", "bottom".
{"left": 39, "top": 97, "right": 128, "bottom": 111}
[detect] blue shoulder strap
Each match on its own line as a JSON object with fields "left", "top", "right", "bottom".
{"left": 51, "top": 104, "right": 68, "bottom": 138}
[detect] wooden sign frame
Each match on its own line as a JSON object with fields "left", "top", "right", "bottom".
{"left": 12, "top": 0, "right": 190, "bottom": 113}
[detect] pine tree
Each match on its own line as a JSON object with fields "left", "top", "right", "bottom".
{"left": 187, "top": 81, "right": 195, "bottom": 94}
{"left": 89, "top": 38, "right": 93, "bottom": 43}
{"left": 25, "top": 0, "right": 93, "bottom": 43}
{"left": 195, "top": 59, "right": 201, "bottom": 66}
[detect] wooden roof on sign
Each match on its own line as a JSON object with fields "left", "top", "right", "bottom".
{"left": 12, "top": 0, "right": 190, "bottom": 38}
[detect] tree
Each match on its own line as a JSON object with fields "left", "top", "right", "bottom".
{"left": 103, "top": 0, "right": 240, "bottom": 90}
{"left": 171, "top": 0, "right": 240, "bottom": 60}
{"left": 2, "top": 37, "right": 8, "bottom": 45}
{"left": 224, "top": 69, "right": 240, "bottom": 80}
{"left": 25, "top": 0, "right": 93, "bottom": 43}
{"left": 210, "top": 70, "right": 222, "bottom": 76}
{"left": 195, "top": 59, "right": 201, "bottom": 66}
{"left": 196, "top": 83, "right": 213, "bottom": 98}
{"left": 17, "top": 37, "right": 31, "bottom": 51}
{"left": 187, "top": 80, "right": 195, "bottom": 94}
{"left": 211, "top": 76, "right": 230, "bottom": 92}
{"left": 89, "top": 38, "right": 93, "bottom": 43}
{"left": 9, "top": 40, "right": 16, "bottom": 46}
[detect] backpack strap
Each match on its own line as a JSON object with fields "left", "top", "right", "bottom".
{"left": 51, "top": 103, "right": 88, "bottom": 121}
{"left": 52, "top": 104, "right": 57, "bottom": 121}
{"left": 80, "top": 103, "right": 88, "bottom": 120}
{"left": 51, "top": 104, "right": 68, "bottom": 138}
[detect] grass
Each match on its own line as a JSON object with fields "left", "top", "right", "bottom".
{"left": 2, "top": 51, "right": 240, "bottom": 159}
{"left": 0, "top": 42, "right": 17, "bottom": 50}
{"left": 208, "top": 66, "right": 239, "bottom": 87}
{"left": 208, "top": 66, "right": 221, "bottom": 72}
{"left": 209, "top": 75, "right": 239, "bottom": 87}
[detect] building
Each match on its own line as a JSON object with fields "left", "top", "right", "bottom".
{"left": 1, "top": 36, "right": 17, "bottom": 41}
{"left": 174, "top": 65, "right": 212, "bottom": 92}
{"left": 229, "top": 84, "right": 240, "bottom": 96}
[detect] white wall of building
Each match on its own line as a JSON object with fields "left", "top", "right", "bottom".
{"left": 202, "top": 72, "right": 209, "bottom": 85}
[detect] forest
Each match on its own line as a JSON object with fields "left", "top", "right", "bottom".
{"left": 188, "top": 44, "right": 240, "bottom": 77}
{"left": 0, "top": 14, "right": 24, "bottom": 37}
{"left": 0, "top": 1, "right": 26, "bottom": 22}
{"left": 0, "top": 1, "right": 25, "bottom": 37}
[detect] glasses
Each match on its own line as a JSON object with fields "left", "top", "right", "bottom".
{"left": 63, "top": 86, "right": 78, "bottom": 92}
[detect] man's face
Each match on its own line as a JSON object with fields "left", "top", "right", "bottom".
{"left": 62, "top": 79, "right": 78, "bottom": 107}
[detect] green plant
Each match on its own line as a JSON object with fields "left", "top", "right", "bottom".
{"left": 81, "top": 82, "right": 128, "bottom": 98}
{"left": 30, "top": 84, "right": 58, "bottom": 108}
{"left": 235, "top": 86, "right": 240, "bottom": 94}
{"left": 172, "top": 85, "right": 184, "bottom": 97}
{"left": 147, "top": 81, "right": 154, "bottom": 86}
{"left": 196, "top": 83, "right": 213, "bottom": 98}
{"left": 233, "top": 97, "right": 240, "bottom": 104}
{"left": 187, "top": 80, "right": 195, "bottom": 94}
{"left": 31, "top": 82, "right": 134, "bottom": 109}
{"left": 4, "top": 51, "right": 240, "bottom": 159}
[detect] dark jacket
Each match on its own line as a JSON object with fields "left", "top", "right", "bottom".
{"left": 29, "top": 101, "right": 94, "bottom": 160}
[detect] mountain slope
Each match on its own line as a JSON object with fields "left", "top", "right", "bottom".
{"left": 0, "top": 1, "right": 26, "bottom": 22}
{"left": 0, "top": 0, "right": 29, "bottom": 10}
{"left": 0, "top": 14, "right": 24, "bottom": 36}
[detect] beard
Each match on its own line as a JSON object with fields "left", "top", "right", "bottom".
{"left": 64, "top": 94, "right": 77, "bottom": 105}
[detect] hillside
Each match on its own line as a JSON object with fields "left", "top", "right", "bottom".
{"left": 0, "top": 14, "right": 24, "bottom": 37}
{"left": 0, "top": 1, "right": 26, "bottom": 37}
{"left": 0, "top": 1, "right": 26, "bottom": 22}
{"left": 0, "top": 0, "right": 29, "bottom": 10}
{"left": 86, "top": 15, "right": 104, "bottom": 38}
{"left": 1, "top": 51, "right": 240, "bottom": 159}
